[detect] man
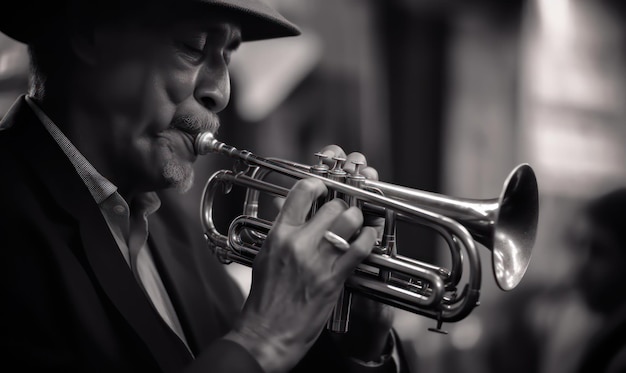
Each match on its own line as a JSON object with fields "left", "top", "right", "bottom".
{"left": 571, "top": 188, "right": 626, "bottom": 373}
{"left": 0, "top": 0, "right": 405, "bottom": 372}
{"left": 521, "top": 188, "right": 626, "bottom": 373}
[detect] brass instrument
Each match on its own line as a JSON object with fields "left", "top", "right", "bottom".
{"left": 194, "top": 132, "right": 539, "bottom": 333}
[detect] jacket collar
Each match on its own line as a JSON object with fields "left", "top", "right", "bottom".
{"left": 2, "top": 96, "right": 194, "bottom": 372}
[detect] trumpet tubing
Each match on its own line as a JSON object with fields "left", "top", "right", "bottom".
{"left": 195, "top": 132, "right": 539, "bottom": 333}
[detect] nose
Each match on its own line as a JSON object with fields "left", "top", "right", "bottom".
{"left": 194, "top": 62, "right": 231, "bottom": 113}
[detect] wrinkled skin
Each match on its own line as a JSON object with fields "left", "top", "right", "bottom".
{"left": 51, "top": 11, "right": 392, "bottom": 373}
{"left": 51, "top": 15, "right": 240, "bottom": 200}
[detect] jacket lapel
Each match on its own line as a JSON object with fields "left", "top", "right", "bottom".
{"left": 148, "top": 190, "right": 246, "bottom": 355}
{"left": 2, "top": 97, "right": 193, "bottom": 372}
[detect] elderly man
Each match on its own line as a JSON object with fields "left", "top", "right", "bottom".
{"left": 0, "top": 0, "right": 405, "bottom": 372}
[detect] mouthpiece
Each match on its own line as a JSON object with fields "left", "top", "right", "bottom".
{"left": 194, "top": 132, "right": 253, "bottom": 162}
{"left": 194, "top": 132, "right": 221, "bottom": 155}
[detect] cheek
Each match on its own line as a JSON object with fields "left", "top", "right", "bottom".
{"left": 107, "top": 65, "right": 179, "bottom": 134}
{"left": 97, "top": 63, "right": 161, "bottom": 115}
{"left": 133, "top": 67, "right": 194, "bottom": 135}
{"left": 163, "top": 66, "right": 198, "bottom": 104}
{"left": 97, "top": 54, "right": 197, "bottom": 133}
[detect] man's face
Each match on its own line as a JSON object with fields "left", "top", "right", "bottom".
{"left": 83, "top": 13, "right": 241, "bottom": 194}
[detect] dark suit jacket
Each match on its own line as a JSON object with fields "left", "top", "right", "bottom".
{"left": 0, "top": 96, "right": 406, "bottom": 373}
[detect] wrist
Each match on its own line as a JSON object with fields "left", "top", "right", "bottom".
{"left": 223, "top": 314, "right": 304, "bottom": 373}
{"left": 223, "top": 330, "right": 286, "bottom": 373}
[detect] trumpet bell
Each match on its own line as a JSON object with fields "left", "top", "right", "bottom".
{"left": 490, "top": 163, "right": 538, "bottom": 291}
{"left": 361, "top": 163, "right": 539, "bottom": 291}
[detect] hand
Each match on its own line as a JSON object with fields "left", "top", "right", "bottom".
{"left": 225, "top": 177, "right": 378, "bottom": 373}
{"left": 318, "top": 145, "right": 396, "bottom": 362}
{"left": 317, "top": 145, "right": 379, "bottom": 180}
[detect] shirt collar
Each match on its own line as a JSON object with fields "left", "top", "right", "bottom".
{"left": 25, "top": 95, "right": 160, "bottom": 215}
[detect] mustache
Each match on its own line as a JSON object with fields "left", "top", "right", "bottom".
{"left": 170, "top": 113, "right": 220, "bottom": 135}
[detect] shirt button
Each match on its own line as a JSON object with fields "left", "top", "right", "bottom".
{"left": 113, "top": 205, "right": 126, "bottom": 215}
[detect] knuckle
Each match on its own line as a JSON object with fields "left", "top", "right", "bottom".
{"left": 325, "top": 199, "right": 348, "bottom": 214}
{"left": 291, "top": 178, "right": 327, "bottom": 200}
{"left": 293, "top": 177, "right": 314, "bottom": 191}
{"left": 263, "top": 229, "right": 287, "bottom": 250}
{"left": 361, "top": 166, "right": 379, "bottom": 180}
{"left": 343, "top": 206, "right": 364, "bottom": 227}
{"left": 266, "top": 228, "right": 299, "bottom": 250}
{"left": 283, "top": 235, "right": 305, "bottom": 254}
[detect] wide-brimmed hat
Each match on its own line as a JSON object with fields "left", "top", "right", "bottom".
{"left": 0, "top": 0, "right": 301, "bottom": 44}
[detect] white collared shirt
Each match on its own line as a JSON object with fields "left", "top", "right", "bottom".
{"left": 25, "top": 96, "right": 191, "bottom": 354}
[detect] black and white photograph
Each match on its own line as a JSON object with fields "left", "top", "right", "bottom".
{"left": 1, "top": 0, "right": 625, "bottom": 372}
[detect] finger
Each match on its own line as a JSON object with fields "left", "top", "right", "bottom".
{"left": 343, "top": 153, "right": 379, "bottom": 181}
{"left": 273, "top": 196, "right": 285, "bottom": 211}
{"left": 343, "top": 152, "right": 367, "bottom": 174}
{"left": 359, "top": 166, "right": 378, "bottom": 181}
{"left": 304, "top": 198, "right": 349, "bottom": 234}
{"left": 275, "top": 178, "right": 327, "bottom": 225}
{"left": 363, "top": 210, "right": 385, "bottom": 238}
{"left": 318, "top": 145, "right": 346, "bottom": 168}
{"left": 332, "top": 226, "right": 377, "bottom": 277}
{"left": 318, "top": 206, "right": 364, "bottom": 252}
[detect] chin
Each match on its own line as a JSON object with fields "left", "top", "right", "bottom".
{"left": 162, "top": 159, "right": 195, "bottom": 194}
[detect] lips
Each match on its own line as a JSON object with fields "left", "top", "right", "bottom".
{"left": 164, "top": 113, "right": 219, "bottom": 159}
{"left": 178, "top": 129, "right": 197, "bottom": 155}
{"left": 160, "top": 128, "right": 197, "bottom": 162}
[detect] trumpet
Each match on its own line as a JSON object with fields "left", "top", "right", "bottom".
{"left": 194, "top": 132, "right": 539, "bottom": 333}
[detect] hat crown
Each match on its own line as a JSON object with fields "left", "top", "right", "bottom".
{"left": 0, "top": 0, "right": 300, "bottom": 44}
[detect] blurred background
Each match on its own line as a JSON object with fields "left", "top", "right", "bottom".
{"left": 2, "top": 0, "right": 626, "bottom": 372}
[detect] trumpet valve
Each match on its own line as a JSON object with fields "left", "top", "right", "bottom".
{"left": 347, "top": 160, "right": 366, "bottom": 181}
{"left": 329, "top": 156, "right": 347, "bottom": 177}
{"left": 311, "top": 152, "right": 330, "bottom": 175}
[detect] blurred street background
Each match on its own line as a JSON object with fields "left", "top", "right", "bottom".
{"left": 2, "top": 0, "right": 625, "bottom": 372}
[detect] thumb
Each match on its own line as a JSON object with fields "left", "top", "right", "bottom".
{"left": 273, "top": 196, "right": 285, "bottom": 211}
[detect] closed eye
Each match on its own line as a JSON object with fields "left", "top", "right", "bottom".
{"left": 178, "top": 42, "right": 205, "bottom": 62}
{"left": 184, "top": 43, "right": 204, "bottom": 54}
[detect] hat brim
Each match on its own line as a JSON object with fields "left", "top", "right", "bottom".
{"left": 0, "top": 0, "right": 301, "bottom": 44}
{"left": 195, "top": 0, "right": 301, "bottom": 42}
